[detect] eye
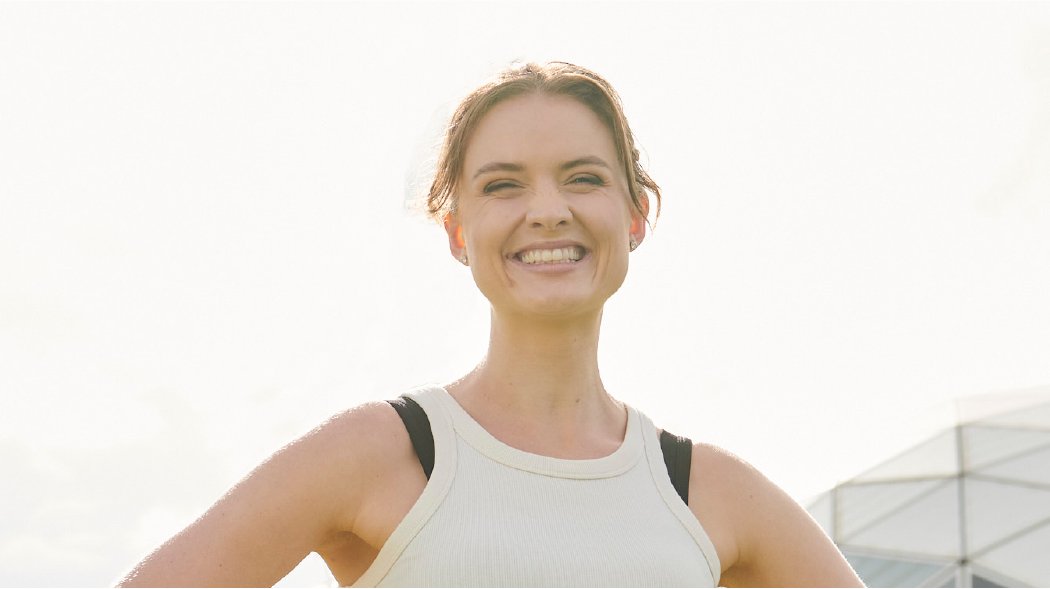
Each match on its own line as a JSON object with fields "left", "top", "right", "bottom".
{"left": 483, "top": 180, "right": 519, "bottom": 194}
{"left": 568, "top": 175, "right": 605, "bottom": 187}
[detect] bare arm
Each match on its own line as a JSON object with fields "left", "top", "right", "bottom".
{"left": 117, "top": 402, "right": 392, "bottom": 587}
{"left": 695, "top": 443, "right": 865, "bottom": 588}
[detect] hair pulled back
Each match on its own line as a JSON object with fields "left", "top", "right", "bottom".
{"left": 426, "top": 62, "right": 661, "bottom": 226}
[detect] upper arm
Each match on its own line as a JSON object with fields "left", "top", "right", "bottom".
{"left": 698, "top": 444, "right": 864, "bottom": 588}
{"left": 118, "top": 402, "right": 396, "bottom": 587}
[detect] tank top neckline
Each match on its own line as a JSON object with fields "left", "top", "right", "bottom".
{"left": 428, "top": 385, "right": 643, "bottom": 479}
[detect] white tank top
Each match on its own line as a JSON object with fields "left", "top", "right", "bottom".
{"left": 351, "top": 385, "right": 722, "bottom": 587}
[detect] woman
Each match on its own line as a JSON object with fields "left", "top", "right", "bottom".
{"left": 119, "top": 62, "right": 864, "bottom": 587}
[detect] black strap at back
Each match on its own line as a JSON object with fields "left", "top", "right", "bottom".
{"left": 386, "top": 396, "right": 692, "bottom": 506}
{"left": 660, "top": 429, "right": 693, "bottom": 505}
{"left": 386, "top": 397, "right": 435, "bottom": 479}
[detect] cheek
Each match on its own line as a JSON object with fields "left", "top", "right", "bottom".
{"left": 588, "top": 200, "right": 633, "bottom": 243}
{"left": 459, "top": 210, "right": 514, "bottom": 271}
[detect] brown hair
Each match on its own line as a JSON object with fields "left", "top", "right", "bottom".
{"left": 426, "top": 61, "right": 661, "bottom": 226}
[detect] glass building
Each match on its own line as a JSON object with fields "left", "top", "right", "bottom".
{"left": 807, "top": 388, "right": 1050, "bottom": 587}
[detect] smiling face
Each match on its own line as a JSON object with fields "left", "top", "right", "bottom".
{"left": 445, "top": 92, "right": 648, "bottom": 320}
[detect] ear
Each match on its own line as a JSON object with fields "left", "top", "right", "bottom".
{"left": 629, "top": 193, "right": 650, "bottom": 248}
{"left": 443, "top": 213, "right": 468, "bottom": 264}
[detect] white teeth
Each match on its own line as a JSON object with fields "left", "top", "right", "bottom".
{"left": 518, "top": 246, "right": 584, "bottom": 265}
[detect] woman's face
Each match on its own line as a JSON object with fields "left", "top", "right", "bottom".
{"left": 446, "top": 92, "right": 647, "bottom": 320}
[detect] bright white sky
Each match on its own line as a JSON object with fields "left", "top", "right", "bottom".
{"left": 2, "top": 1, "right": 1049, "bottom": 585}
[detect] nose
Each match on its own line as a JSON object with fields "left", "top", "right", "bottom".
{"left": 525, "top": 182, "right": 572, "bottom": 230}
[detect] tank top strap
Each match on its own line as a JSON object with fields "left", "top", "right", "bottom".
{"left": 637, "top": 411, "right": 722, "bottom": 583}
{"left": 352, "top": 385, "right": 458, "bottom": 588}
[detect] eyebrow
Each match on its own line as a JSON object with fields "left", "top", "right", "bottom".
{"left": 560, "top": 156, "right": 612, "bottom": 172}
{"left": 471, "top": 155, "right": 612, "bottom": 180}
{"left": 472, "top": 162, "right": 524, "bottom": 179}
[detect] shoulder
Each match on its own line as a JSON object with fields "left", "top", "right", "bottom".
{"left": 689, "top": 442, "right": 769, "bottom": 515}
{"left": 258, "top": 399, "right": 416, "bottom": 534}
{"left": 688, "top": 442, "right": 864, "bottom": 587}
{"left": 300, "top": 398, "right": 414, "bottom": 479}
{"left": 687, "top": 442, "right": 779, "bottom": 548}
{"left": 206, "top": 400, "right": 407, "bottom": 495}
{"left": 283, "top": 400, "right": 404, "bottom": 471}
{"left": 303, "top": 400, "right": 409, "bottom": 461}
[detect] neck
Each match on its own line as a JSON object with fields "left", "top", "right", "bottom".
{"left": 445, "top": 307, "right": 625, "bottom": 456}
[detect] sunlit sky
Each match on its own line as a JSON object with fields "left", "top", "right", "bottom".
{"left": 2, "top": 1, "right": 1049, "bottom": 585}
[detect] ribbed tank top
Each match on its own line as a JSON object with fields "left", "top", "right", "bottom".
{"left": 351, "top": 385, "right": 722, "bottom": 587}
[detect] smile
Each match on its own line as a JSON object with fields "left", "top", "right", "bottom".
{"left": 515, "top": 246, "right": 585, "bottom": 265}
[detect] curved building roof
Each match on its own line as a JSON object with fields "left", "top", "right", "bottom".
{"left": 807, "top": 386, "right": 1050, "bottom": 587}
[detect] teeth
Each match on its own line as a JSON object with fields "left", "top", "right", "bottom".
{"left": 519, "top": 246, "right": 584, "bottom": 265}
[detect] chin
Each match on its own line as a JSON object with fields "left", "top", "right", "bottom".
{"left": 506, "top": 292, "right": 607, "bottom": 321}
{"left": 478, "top": 277, "right": 624, "bottom": 321}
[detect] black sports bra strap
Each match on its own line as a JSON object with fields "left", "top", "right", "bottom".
{"left": 387, "top": 396, "right": 435, "bottom": 480}
{"left": 660, "top": 429, "right": 693, "bottom": 506}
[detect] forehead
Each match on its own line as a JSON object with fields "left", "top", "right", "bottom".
{"left": 462, "top": 93, "right": 619, "bottom": 173}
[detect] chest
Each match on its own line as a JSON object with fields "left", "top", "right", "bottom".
{"left": 374, "top": 444, "right": 717, "bottom": 587}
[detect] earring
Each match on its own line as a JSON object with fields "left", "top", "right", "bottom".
{"left": 629, "top": 237, "right": 639, "bottom": 252}
{"left": 458, "top": 253, "right": 469, "bottom": 265}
